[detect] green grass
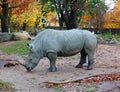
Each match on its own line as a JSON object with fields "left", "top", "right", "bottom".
{"left": 86, "top": 90, "right": 95, "bottom": 92}
{"left": 54, "top": 85, "right": 66, "bottom": 92}
{"left": 1, "top": 40, "right": 29, "bottom": 55}
{"left": 100, "top": 32, "right": 120, "bottom": 39}
{"left": 0, "top": 80, "right": 15, "bottom": 92}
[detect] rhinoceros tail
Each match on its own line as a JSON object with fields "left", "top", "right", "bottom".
{"left": 95, "top": 43, "right": 98, "bottom": 53}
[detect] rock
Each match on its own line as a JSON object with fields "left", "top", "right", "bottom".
{"left": 104, "top": 38, "right": 120, "bottom": 44}
{"left": 0, "top": 33, "right": 12, "bottom": 42}
{"left": 0, "top": 31, "right": 31, "bottom": 42}
{"left": 95, "top": 34, "right": 120, "bottom": 44}
{"left": 109, "top": 38, "right": 120, "bottom": 44}
{"left": 11, "top": 31, "right": 31, "bottom": 40}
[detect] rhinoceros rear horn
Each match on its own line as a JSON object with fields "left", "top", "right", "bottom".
{"left": 17, "top": 56, "right": 28, "bottom": 65}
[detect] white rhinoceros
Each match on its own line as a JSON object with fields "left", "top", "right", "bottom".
{"left": 19, "top": 29, "right": 97, "bottom": 72}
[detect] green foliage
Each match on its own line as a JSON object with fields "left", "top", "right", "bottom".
{"left": 40, "top": 0, "right": 107, "bottom": 29}
{"left": 54, "top": 85, "right": 66, "bottom": 92}
{"left": 31, "top": 77, "right": 36, "bottom": 80}
{"left": 101, "top": 32, "right": 120, "bottom": 39}
{"left": 83, "top": 0, "right": 107, "bottom": 29}
{"left": 0, "top": 80, "right": 15, "bottom": 92}
{"left": 2, "top": 40, "right": 29, "bottom": 55}
{"left": 87, "top": 0, "right": 107, "bottom": 15}
{"left": 54, "top": 85, "right": 62, "bottom": 91}
{"left": 10, "top": 1, "right": 52, "bottom": 32}
{"left": 86, "top": 90, "right": 95, "bottom": 92}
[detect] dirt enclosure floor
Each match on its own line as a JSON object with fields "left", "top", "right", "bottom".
{"left": 0, "top": 43, "right": 120, "bottom": 92}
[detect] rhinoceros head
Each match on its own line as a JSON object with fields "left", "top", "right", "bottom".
{"left": 18, "top": 43, "right": 40, "bottom": 72}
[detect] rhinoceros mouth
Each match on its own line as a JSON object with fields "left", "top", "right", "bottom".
{"left": 25, "top": 66, "right": 33, "bottom": 72}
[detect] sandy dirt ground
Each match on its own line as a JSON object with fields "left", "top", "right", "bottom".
{"left": 0, "top": 43, "right": 120, "bottom": 92}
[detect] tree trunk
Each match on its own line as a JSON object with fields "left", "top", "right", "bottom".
{"left": 65, "top": 10, "right": 77, "bottom": 29}
{"left": 22, "top": 21, "right": 27, "bottom": 31}
{"left": 1, "top": 2, "right": 9, "bottom": 32}
{"left": 56, "top": 0, "right": 80, "bottom": 29}
{"left": 53, "top": 0, "right": 64, "bottom": 28}
{"left": 58, "top": 17, "right": 64, "bottom": 27}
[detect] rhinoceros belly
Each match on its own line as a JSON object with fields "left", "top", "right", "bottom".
{"left": 57, "top": 50, "right": 80, "bottom": 57}
{"left": 57, "top": 46, "right": 82, "bottom": 57}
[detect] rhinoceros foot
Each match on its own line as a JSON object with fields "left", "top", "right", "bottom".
{"left": 87, "top": 66, "right": 93, "bottom": 70}
{"left": 48, "top": 66, "right": 57, "bottom": 72}
{"left": 75, "top": 64, "right": 83, "bottom": 68}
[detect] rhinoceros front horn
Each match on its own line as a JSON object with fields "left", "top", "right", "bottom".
{"left": 17, "top": 56, "right": 28, "bottom": 66}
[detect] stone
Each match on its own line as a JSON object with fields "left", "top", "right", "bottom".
{"left": 0, "top": 33, "right": 12, "bottom": 42}
{"left": 11, "top": 31, "right": 31, "bottom": 40}
{"left": 109, "top": 38, "right": 120, "bottom": 44}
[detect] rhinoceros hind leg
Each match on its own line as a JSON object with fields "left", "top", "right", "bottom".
{"left": 87, "top": 54, "right": 94, "bottom": 70}
{"left": 75, "top": 48, "right": 87, "bottom": 68}
{"left": 47, "top": 52, "right": 57, "bottom": 72}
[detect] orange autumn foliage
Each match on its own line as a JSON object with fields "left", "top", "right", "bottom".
{"left": 103, "top": 0, "right": 120, "bottom": 28}
{"left": 82, "top": 15, "right": 90, "bottom": 21}
{"left": 0, "top": 0, "right": 34, "bottom": 15}
{"left": 41, "top": 73, "right": 120, "bottom": 89}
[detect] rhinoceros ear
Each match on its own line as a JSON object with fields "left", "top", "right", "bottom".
{"left": 29, "top": 43, "right": 36, "bottom": 52}
{"left": 29, "top": 43, "right": 34, "bottom": 49}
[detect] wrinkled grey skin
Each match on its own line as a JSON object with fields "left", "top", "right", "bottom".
{"left": 23, "top": 29, "right": 97, "bottom": 72}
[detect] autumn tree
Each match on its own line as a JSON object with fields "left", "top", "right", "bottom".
{"left": 40, "top": 0, "right": 88, "bottom": 29}
{"left": 103, "top": 0, "right": 120, "bottom": 28}
{"left": 10, "top": 1, "right": 52, "bottom": 31}
{"left": 86, "top": 0, "right": 107, "bottom": 32}
{"left": 34, "top": 1, "right": 52, "bottom": 29}
{"left": 0, "top": 0, "right": 33, "bottom": 32}
{"left": 40, "top": 0, "right": 108, "bottom": 30}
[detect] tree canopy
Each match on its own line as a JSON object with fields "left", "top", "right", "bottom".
{"left": 40, "top": 0, "right": 107, "bottom": 30}
{"left": 0, "top": 0, "right": 34, "bottom": 32}
{"left": 0, "top": 0, "right": 120, "bottom": 33}
{"left": 103, "top": 0, "right": 120, "bottom": 28}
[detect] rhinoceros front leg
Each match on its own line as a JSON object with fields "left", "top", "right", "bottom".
{"left": 75, "top": 48, "right": 87, "bottom": 68}
{"left": 47, "top": 52, "right": 57, "bottom": 72}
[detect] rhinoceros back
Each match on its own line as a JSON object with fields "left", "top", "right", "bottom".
{"left": 41, "top": 29, "right": 89, "bottom": 56}
{"left": 31, "top": 29, "right": 96, "bottom": 57}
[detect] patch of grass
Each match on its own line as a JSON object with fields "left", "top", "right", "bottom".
{"left": 0, "top": 80, "right": 15, "bottom": 92}
{"left": 86, "top": 90, "right": 95, "bottom": 92}
{"left": 1, "top": 40, "right": 29, "bottom": 55}
{"left": 31, "top": 77, "right": 36, "bottom": 80}
{"left": 100, "top": 32, "right": 120, "bottom": 39}
{"left": 54, "top": 85, "right": 66, "bottom": 92}
{"left": 54, "top": 85, "right": 62, "bottom": 90}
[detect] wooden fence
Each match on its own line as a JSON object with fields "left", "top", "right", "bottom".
{"left": 83, "top": 28, "right": 120, "bottom": 34}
